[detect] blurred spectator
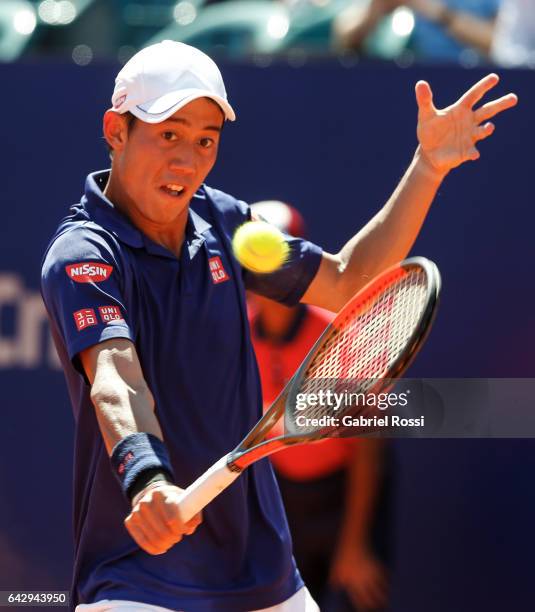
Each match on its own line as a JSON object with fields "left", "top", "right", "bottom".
{"left": 333, "top": 0, "right": 499, "bottom": 62}
{"left": 26, "top": 0, "right": 178, "bottom": 62}
{"left": 248, "top": 200, "right": 390, "bottom": 611}
{"left": 491, "top": 0, "right": 535, "bottom": 67}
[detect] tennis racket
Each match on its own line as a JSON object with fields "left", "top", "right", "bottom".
{"left": 177, "top": 256, "right": 441, "bottom": 521}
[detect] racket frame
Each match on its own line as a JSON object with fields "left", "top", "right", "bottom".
{"left": 228, "top": 256, "right": 441, "bottom": 471}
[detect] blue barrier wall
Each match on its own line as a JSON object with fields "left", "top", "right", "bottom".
{"left": 1, "top": 61, "right": 534, "bottom": 610}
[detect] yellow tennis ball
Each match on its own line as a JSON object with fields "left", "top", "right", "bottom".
{"left": 232, "top": 221, "right": 289, "bottom": 273}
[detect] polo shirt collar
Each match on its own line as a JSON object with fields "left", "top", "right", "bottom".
{"left": 187, "top": 207, "right": 211, "bottom": 260}
{"left": 83, "top": 170, "right": 212, "bottom": 259}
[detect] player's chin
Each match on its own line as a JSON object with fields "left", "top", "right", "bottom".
{"left": 155, "top": 187, "right": 194, "bottom": 216}
{"left": 148, "top": 193, "right": 188, "bottom": 218}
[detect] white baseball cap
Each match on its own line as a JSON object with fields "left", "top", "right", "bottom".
{"left": 110, "top": 40, "right": 236, "bottom": 123}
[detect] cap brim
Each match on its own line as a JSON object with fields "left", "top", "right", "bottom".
{"left": 131, "top": 88, "right": 236, "bottom": 123}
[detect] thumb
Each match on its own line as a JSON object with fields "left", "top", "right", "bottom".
{"left": 415, "top": 80, "right": 435, "bottom": 119}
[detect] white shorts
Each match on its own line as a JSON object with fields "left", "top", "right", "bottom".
{"left": 75, "top": 586, "right": 319, "bottom": 612}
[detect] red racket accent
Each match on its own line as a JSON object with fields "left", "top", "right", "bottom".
{"left": 293, "top": 265, "right": 429, "bottom": 421}
{"left": 176, "top": 258, "right": 440, "bottom": 522}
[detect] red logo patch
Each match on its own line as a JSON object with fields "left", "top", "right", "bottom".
{"left": 73, "top": 308, "right": 97, "bottom": 331}
{"left": 209, "top": 256, "right": 230, "bottom": 284}
{"left": 118, "top": 451, "right": 134, "bottom": 475}
{"left": 99, "top": 305, "right": 124, "bottom": 323}
{"left": 66, "top": 262, "right": 113, "bottom": 283}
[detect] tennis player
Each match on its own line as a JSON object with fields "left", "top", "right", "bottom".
{"left": 41, "top": 40, "right": 516, "bottom": 611}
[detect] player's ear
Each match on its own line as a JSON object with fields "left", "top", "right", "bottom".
{"left": 103, "top": 110, "right": 131, "bottom": 154}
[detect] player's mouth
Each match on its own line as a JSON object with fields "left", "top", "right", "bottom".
{"left": 160, "top": 184, "right": 187, "bottom": 198}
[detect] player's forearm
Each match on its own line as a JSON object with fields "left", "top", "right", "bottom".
{"left": 335, "top": 148, "right": 444, "bottom": 301}
{"left": 91, "top": 381, "right": 163, "bottom": 455}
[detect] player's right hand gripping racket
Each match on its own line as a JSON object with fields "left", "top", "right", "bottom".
{"left": 177, "top": 256, "right": 441, "bottom": 521}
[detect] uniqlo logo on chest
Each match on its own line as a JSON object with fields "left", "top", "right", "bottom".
{"left": 99, "top": 305, "right": 123, "bottom": 323}
{"left": 209, "top": 256, "right": 230, "bottom": 284}
{"left": 73, "top": 308, "right": 97, "bottom": 331}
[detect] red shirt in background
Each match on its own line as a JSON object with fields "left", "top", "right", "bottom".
{"left": 250, "top": 305, "right": 356, "bottom": 481}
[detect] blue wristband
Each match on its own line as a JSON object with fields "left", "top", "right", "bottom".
{"left": 110, "top": 433, "right": 175, "bottom": 499}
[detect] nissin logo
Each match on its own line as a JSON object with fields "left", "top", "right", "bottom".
{"left": 65, "top": 262, "right": 113, "bottom": 283}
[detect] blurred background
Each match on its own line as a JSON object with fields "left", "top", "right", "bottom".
{"left": 1, "top": 0, "right": 535, "bottom": 611}
{"left": 2, "top": 0, "right": 535, "bottom": 65}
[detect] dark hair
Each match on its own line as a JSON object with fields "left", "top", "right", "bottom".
{"left": 105, "top": 111, "right": 137, "bottom": 158}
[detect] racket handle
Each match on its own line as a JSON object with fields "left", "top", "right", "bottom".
{"left": 177, "top": 453, "right": 241, "bottom": 523}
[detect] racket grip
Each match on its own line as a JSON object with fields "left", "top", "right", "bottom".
{"left": 177, "top": 453, "right": 241, "bottom": 523}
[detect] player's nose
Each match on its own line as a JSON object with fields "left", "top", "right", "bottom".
{"left": 168, "top": 161, "right": 195, "bottom": 175}
{"left": 169, "top": 148, "right": 196, "bottom": 175}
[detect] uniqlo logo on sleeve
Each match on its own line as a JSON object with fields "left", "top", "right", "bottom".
{"left": 209, "top": 256, "right": 230, "bottom": 284}
{"left": 98, "top": 305, "right": 124, "bottom": 323}
{"left": 73, "top": 308, "right": 97, "bottom": 331}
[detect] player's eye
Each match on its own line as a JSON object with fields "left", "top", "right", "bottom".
{"left": 199, "top": 137, "right": 215, "bottom": 149}
{"left": 162, "top": 131, "right": 177, "bottom": 141}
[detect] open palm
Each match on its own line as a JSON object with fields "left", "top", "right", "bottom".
{"left": 416, "top": 74, "right": 518, "bottom": 175}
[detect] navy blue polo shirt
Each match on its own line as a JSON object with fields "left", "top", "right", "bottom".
{"left": 40, "top": 170, "right": 322, "bottom": 611}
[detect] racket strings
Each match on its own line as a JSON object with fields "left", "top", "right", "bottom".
{"left": 293, "top": 268, "right": 429, "bottom": 423}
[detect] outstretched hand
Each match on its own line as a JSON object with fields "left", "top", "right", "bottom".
{"left": 415, "top": 74, "right": 518, "bottom": 175}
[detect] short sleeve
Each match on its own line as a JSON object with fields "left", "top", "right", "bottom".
{"left": 201, "top": 186, "right": 323, "bottom": 306}
{"left": 41, "top": 227, "right": 134, "bottom": 371}
{"left": 243, "top": 236, "right": 323, "bottom": 306}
